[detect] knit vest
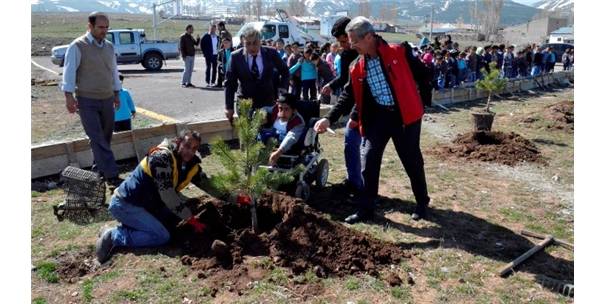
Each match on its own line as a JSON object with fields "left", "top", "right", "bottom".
{"left": 74, "top": 34, "right": 115, "bottom": 99}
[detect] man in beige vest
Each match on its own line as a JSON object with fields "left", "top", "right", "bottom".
{"left": 61, "top": 12, "right": 122, "bottom": 189}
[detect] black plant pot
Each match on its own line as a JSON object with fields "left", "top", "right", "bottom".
{"left": 471, "top": 111, "right": 495, "bottom": 131}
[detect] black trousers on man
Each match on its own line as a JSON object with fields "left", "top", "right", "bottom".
{"left": 358, "top": 105, "right": 430, "bottom": 212}
{"left": 205, "top": 54, "right": 218, "bottom": 85}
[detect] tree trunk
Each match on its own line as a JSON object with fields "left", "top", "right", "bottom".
{"left": 251, "top": 196, "right": 258, "bottom": 234}
{"left": 485, "top": 93, "right": 492, "bottom": 112}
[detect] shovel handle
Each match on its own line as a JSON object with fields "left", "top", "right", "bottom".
{"left": 499, "top": 235, "right": 554, "bottom": 277}
{"left": 521, "top": 230, "right": 573, "bottom": 251}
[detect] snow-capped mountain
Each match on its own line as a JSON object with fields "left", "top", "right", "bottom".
{"left": 31, "top": 0, "right": 543, "bottom": 26}
{"left": 533, "top": 0, "right": 573, "bottom": 11}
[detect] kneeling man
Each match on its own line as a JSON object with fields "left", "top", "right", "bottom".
{"left": 96, "top": 130, "right": 213, "bottom": 263}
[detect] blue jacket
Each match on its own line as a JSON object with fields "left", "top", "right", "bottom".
{"left": 114, "top": 88, "right": 136, "bottom": 122}
{"left": 289, "top": 59, "right": 317, "bottom": 81}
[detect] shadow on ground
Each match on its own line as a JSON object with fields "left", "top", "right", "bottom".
{"left": 307, "top": 184, "right": 574, "bottom": 293}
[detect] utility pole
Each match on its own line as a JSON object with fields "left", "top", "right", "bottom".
{"left": 429, "top": 5, "right": 434, "bottom": 42}
{"left": 474, "top": 0, "right": 478, "bottom": 33}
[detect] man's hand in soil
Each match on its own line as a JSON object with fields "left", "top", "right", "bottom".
{"left": 113, "top": 93, "right": 121, "bottom": 110}
{"left": 65, "top": 93, "right": 78, "bottom": 113}
{"left": 187, "top": 217, "right": 206, "bottom": 234}
{"left": 314, "top": 118, "right": 330, "bottom": 134}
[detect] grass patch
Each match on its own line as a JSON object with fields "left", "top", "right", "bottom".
{"left": 112, "top": 289, "right": 147, "bottom": 302}
{"left": 82, "top": 279, "right": 94, "bottom": 303}
{"left": 390, "top": 285, "right": 412, "bottom": 300}
{"left": 32, "top": 298, "right": 47, "bottom": 304}
{"left": 267, "top": 267, "right": 289, "bottom": 286}
{"left": 35, "top": 261, "right": 59, "bottom": 283}
{"left": 95, "top": 269, "right": 121, "bottom": 283}
{"left": 31, "top": 191, "right": 41, "bottom": 198}
{"left": 344, "top": 276, "right": 361, "bottom": 291}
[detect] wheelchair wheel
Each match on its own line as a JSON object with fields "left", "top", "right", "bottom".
{"left": 315, "top": 159, "right": 329, "bottom": 187}
{"left": 295, "top": 181, "right": 311, "bottom": 202}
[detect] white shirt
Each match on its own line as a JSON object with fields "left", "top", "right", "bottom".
{"left": 272, "top": 118, "right": 288, "bottom": 141}
{"left": 211, "top": 34, "right": 218, "bottom": 55}
{"left": 246, "top": 51, "right": 264, "bottom": 76}
{"left": 61, "top": 31, "right": 121, "bottom": 93}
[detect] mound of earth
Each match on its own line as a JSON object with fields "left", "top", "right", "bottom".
{"left": 545, "top": 100, "right": 574, "bottom": 131}
{"left": 430, "top": 131, "right": 544, "bottom": 166}
{"left": 54, "top": 249, "right": 98, "bottom": 283}
{"left": 176, "top": 192, "right": 408, "bottom": 284}
{"left": 521, "top": 100, "right": 573, "bottom": 132}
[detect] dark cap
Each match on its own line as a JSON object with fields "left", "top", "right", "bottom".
{"left": 292, "top": 42, "right": 301, "bottom": 47}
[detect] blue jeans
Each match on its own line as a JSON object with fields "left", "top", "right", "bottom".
{"left": 531, "top": 65, "right": 541, "bottom": 77}
{"left": 181, "top": 56, "right": 195, "bottom": 85}
{"left": 108, "top": 194, "right": 171, "bottom": 248}
{"left": 344, "top": 125, "right": 363, "bottom": 191}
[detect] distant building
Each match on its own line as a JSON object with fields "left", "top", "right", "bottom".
{"left": 502, "top": 16, "right": 569, "bottom": 46}
{"left": 549, "top": 27, "right": 573, "bottom": 44}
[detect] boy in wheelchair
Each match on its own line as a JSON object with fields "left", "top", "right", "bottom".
{"left": 258, "top": 93, "right": 306, "bottom": 166}
{"left": 257, "top": 94, "right": 329, "bottom": 201}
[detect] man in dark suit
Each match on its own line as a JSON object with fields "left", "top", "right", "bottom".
{"left": 224, "top": 26, "right": 290, "bottom": 124}
{"left": 200, "top": 24, "right": 220, "bottom": 87}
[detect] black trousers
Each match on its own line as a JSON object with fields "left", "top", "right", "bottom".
{"left": 359, "top": 107, "right": 430, "bottom": 211}
{"left": 216, "top": 66, "right": 225, "bottom": 87}
{"left": 205, "top": 55, "right": 218, "bottom": 85}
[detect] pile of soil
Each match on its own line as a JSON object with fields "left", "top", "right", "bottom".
{"left": 176, "top": 192, "right": 407, "bottom": 289}
{"left": 521, "top": 100, "right": 574, "bottom": 132}
{"left": 430, "top": 131, "right": 544, "bottom": 166}
{"left": 54, "top": 249, "right": 98, "bottom": 283}
{"left": 545, "top": 100, "right": 574, "bottom": 131}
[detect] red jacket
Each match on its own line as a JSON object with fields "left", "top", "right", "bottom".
{"left": 349, "top": 40, "right": 424, "bottom": 136}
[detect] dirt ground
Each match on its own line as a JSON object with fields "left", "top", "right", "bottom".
{"left": 31, "top": 86, "right": 574, "bottom": 303}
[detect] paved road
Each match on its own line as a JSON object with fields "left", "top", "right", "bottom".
{"left": 32, "top": 56, "right": 226, "bottom": 123}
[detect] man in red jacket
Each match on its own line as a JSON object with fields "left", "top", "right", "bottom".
{"left": 314, "top": 17, "right": 433, "bottom": 223}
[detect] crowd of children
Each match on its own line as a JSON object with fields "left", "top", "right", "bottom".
{"left": 414, "top": 36, "right": 574, "bottom": 90}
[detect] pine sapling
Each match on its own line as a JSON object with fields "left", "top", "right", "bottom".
{"left": 475, "top": 62, "right": 508, "bottom": 113}
{"left": 209, "top": 99, "right": 294, "bottom": 233}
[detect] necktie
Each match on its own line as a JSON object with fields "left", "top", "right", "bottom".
{"left": 251, "top": 55, "right": 259, "bottom": 80}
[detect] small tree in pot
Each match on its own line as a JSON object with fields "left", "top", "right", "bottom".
{"left": 473, "top": 62, "right": 508, "bottom": 131}
{"left": 209, "top": 99, "right": 294, "bottom": 233}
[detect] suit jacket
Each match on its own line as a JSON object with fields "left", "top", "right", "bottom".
{"left": 200, "top": 33, "right": 219, "bottom": 58}
{"left": 225, "top": 46, "right": 289, "bottom": 110}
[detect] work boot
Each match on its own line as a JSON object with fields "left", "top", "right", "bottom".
{"left": 344, "top": 209, "right": 373, "bottom": 224}
{"left": 96, "top": 228, "right": 115, "bottom": 264}
{"left": 411, "top": 204, "right": 428, "bottom": 221}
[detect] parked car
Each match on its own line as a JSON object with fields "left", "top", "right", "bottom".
{"left": 51, "top": 29, "right": 179, "bottom": 71}
{"left": 540, "top": 43, "right": 574, "bottom": 63}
